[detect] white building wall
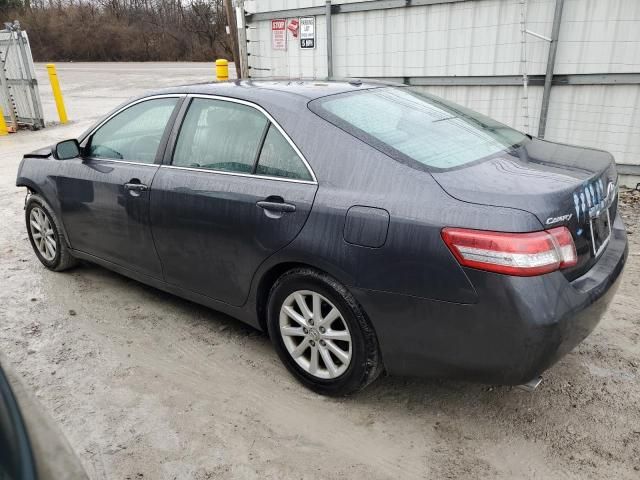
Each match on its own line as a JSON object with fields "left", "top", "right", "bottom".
{"left": 245, "top": 0, "right": 640, "bottom": 172}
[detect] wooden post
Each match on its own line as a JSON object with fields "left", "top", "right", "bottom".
{"left": 236, "top": 0, "right": 249, "bottom": 79}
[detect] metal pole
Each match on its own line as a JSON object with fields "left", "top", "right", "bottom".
{"left": 520, "top": 0, "right": 530, "bottom": 135}
{"left": 538, "top": 0, "right": 565, "bottom": 139}
{"left": 325, "top": 0, "right": 333, "bottom": 78}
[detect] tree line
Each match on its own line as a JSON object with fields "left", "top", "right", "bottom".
{"left": 0, "top": 0, "right": 233, "bottom": 61}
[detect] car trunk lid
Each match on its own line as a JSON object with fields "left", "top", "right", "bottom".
{"left": 431, "top": 138, "right": 619, "bottom": 280}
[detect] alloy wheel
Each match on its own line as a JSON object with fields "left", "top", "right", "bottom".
{"left": 279, "top": 290, "right": 352, "bottom": 379}
{"left": 29, "top": 206, "right": 57, "bottom": 261}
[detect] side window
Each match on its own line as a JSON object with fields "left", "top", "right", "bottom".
{"left": 256, "top": 125, "right": 312, "bottom": 181}
{"left": 173, "top": 98, "right": 268, "bottom": 173}
{"left": 88, "top": 98, "right": 178, "bottom": 163}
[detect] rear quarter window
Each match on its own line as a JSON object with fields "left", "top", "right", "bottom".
{"left": 256, "top": 125, "right": 312, "bottom": 181}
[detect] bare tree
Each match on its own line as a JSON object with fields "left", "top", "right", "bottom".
{"left": 1, "top": 0, "right": 232, "bottom": 61}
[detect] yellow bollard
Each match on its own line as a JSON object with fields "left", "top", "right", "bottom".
{"left": 215, "top": 59, "right": 229, "bottom": 82}
{"left": 0, "top": 106, "right": 8, "bottom": 136}
{"left": 46, "top": 63, "right": 68, "bottom": 124}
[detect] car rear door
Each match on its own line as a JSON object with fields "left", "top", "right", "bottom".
{"left": 56, "top": 96, "right": 183, "bottom": 279}
{"left": 149, "top": 96, "right": 318, "bottom": 306}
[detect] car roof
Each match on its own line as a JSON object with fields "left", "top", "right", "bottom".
{"left": 144, "top": 78, "right": 402, "bottom": 101}
{"left": 77, "top": 79, "right": 402, "bottom": 144}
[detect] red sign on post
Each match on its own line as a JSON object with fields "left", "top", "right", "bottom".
{"left": 271, "top": 19, "right": 287, "bottom": 50}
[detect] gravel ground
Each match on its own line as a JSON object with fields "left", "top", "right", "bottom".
{"left": 1, "top": 63, "right": 639, "bottom": 479}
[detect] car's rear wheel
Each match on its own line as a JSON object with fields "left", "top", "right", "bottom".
{"left": 26, "top": 194, "right": 77, "bottom": 271}
{"left": 267, "top": 268, "right": 382, "bottom": 396}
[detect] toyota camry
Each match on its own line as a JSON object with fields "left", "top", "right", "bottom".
{"left": 16, "top": 80, "right": 628, "bottom": 395}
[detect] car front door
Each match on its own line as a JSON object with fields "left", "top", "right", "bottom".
{"left": 150, "top": 96, "right": 318, "bottom": 306}
{"left": 56, "top": 96, "right": 182, "bottom": 279}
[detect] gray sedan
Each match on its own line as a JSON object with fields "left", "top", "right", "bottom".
{"left": 16, "top": 80, "right": 627, "bottom": 395}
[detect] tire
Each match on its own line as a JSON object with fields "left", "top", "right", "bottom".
{"left": 267, "top": 268, "right": 383, "bottom": 396}
{"left": 25, "top": 194, "right": 78, "bottom": 272}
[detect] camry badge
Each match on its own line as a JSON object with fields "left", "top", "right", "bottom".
{"left": 546, "top": 213, "right": 573, "bottom": 225}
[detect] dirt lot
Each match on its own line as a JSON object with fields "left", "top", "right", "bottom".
{"left": 1, "top": 63, "right": 639, "bottom": 479}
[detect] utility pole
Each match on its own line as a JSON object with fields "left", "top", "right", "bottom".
{"left": 236, "top": 0, "right": 249, "bottom": 79}
{"left": 223, "top": 0, "right": 241, "bottom": 78}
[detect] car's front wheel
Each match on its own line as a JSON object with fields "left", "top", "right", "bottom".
{"left": 25, "top": 194, "right": 77, "bottom": 271}
{"left": 267, "top": 268, "right": 382, "bottom": 395}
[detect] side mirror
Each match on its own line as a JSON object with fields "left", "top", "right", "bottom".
{"left": 54, "top": 139, "right": 81, "bottom": 160}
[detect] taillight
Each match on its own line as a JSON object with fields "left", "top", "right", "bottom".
{"left": 441, "top": 226, "right": 577, "bottom": 276}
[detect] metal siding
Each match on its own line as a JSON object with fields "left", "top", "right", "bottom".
{"left": 248, "top": 0, "right": 555, "bottom": 77}
{"left": 248, "top": 13, "right": 328, "bottom": 77}
{"left": 245, "top": 0, "right": 640, "bottom": 170}
{"left": 544, "top": 85, "right": 640, "bottom": 167}
{"left": 332, "top": 1, "right": 554, "bottom": 77}
{"left": 555, "top": 0, "right": 640, "bottom": 75}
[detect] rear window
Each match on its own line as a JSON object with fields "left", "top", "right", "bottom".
{"left": 309, "top": 87, "right": 528, "bottom": 170}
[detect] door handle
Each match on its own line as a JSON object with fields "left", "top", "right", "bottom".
{"left": 124, "top": 182, "right": 148, "bottom": 192}
{"left": 124, "top": 180, "right": 148, "bottom": 198}
{"left": 257, "top": 200, "right": 296, "bottom": 213}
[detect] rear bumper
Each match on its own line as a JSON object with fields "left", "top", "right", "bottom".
{"left": 354, "top": 214, "right": 628, "bottom": 384}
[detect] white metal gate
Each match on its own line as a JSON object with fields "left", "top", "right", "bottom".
{"left": 0, "top": 21, "right": 44, "bottom": 130}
